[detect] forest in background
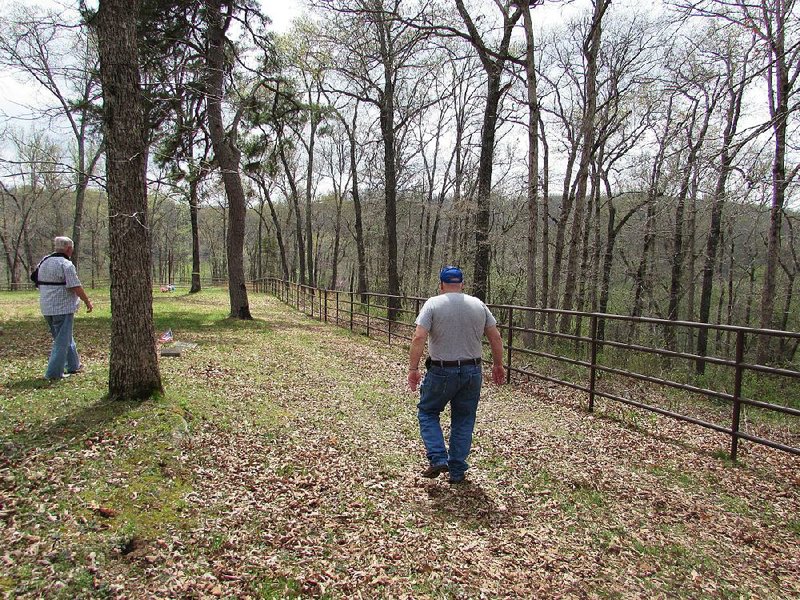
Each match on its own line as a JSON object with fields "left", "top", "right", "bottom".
{"left": 1, "top": 0, "right": 798, "bottom": 350}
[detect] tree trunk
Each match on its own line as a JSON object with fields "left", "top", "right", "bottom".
{"left": 95, "top": 0, "right": 163, "bottom": 400}
{"left": 696, "top": 72, "right": 744, "bottom": 372}
{"left": 279, "top": 144, "right": 306, "bottom": 286}
{"left": 263, "top": 183, "right": 290, "bottom": 282}
{"left": 330, "top": 190, "right": 344, "bottom": 290}
{"left": 589, "top": 164, "right": 602, "bottom": 312}
{"left": 471, "top": 70, "right": 503, "bottom": 302}
{"left": 205, "top": 0, "right": 251, "bottom": 319}
{"left": 548, "top": 138, "right": 580, "bottom": 330}
{"left": 72, "top": 164, "right": 87, "bottom": 269}
{"left": 665, "top": 101, "right": 713, "bottom": 350}
{"left": 345, "top": 107, "right": 367, "bottom": 300}
{"left": 377, "top": 21, "right": 400, "bottom": 317}
{"left": 455, "top": 0, "right": 521, "bottom": 301}
{"left": 305, "top": 114, "right": 319, "bottom": 286}
{"left": 758, "top": 20, "right": 791, "bottom": 359}
{"left": 539, "top": 116, "right": 550, "bottom": 326}
{"left": 189, "top": 176, "right": 202, "bottom": 293}
{"left": 560, "top": 0, "right": 609, "bottom": 331}
{"left": 522, "top": 1, "right": 540, "bottom": 343}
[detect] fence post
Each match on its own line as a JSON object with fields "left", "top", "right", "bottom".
{"left": 506, "top": 307, "right": 513, "bottom": 384}
{"left": 388, "top": 300, "right": 394, "bottom": 345}
{"left": 366, "top": 295, "right": 371, "bottom": 337}
{"left": 730, "top": 329, "right": 745, "bottom": 461}
{"left": 324, "top": 289, "right": 328, "bottom": 323}
{"left": 350, "top": 291, "right": 354, "bottom": 331}
{"left": 589, "top": 314, "right": 599, "bottom": 412}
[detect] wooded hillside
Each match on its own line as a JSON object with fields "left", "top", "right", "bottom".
{"left": 1, "top": 0, "right": 798, "bottom": 348}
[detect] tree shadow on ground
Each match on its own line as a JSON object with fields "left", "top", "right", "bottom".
{"left": 5, "top": 376, "right": 60, "bottom": 392}
{"left": 424, "top": 479, "right": 515, "bottom": 528}
{"left": 1, "top": 395, "right": 142, "bottom": 464}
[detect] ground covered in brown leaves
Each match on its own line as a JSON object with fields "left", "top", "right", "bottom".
{"left": 1, "top": 289, "right": 798, "bottom": 598}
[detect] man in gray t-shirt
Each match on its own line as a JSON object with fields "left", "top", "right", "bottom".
{"left": 408, "top": 266, "right": 505, "bottom": 484}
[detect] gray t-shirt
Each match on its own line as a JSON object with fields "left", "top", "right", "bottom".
{"left": 415, "top": 292, "right": 497, "bottom": 361}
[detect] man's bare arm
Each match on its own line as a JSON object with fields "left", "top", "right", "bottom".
{"left": 408, "top": 325, "right": 429, "bottom": 391}
{"left": 69, "top": 286, "right": 93, "bottom": 313}
{"left": 485, "top": 325, "right": 505, "bottom": 384}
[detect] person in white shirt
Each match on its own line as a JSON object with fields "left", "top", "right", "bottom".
{"left": 35, "top": 236, "right": 93, "bottom": 380}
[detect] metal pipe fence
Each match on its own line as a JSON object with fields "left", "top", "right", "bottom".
{"left": 250, "top": 278, "right": 800, "bottom": 461}
{"left": 4, "top": 278, "right": 232, "bottom": 292}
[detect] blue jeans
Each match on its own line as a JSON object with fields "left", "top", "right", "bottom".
{"left": 417, "top": 364, "right": 482, "bottom": 480}
{"left": 44, "top": 313, "right": 81, "bottom": 379}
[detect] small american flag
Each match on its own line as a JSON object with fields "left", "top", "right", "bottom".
{"left": 158, "top": 329, "right": 173, "bottom": 343}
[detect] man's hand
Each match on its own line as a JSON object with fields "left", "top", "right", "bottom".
{"left": 408, "top": 369, "right": 422, "bottom": 392}
{"left": 491, "top": 364, "right": 506, "bottom": 385}
{"left": 485, "top": 326, "right": 505, "bottom": 385}
{"left": 71, "top": 286, "right": 93, "bottom": 313}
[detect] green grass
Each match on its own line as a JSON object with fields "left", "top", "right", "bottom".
{"left": 0, "top": 288, "right": 296, "bottom": 595}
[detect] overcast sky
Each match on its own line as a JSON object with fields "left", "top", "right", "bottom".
{"left": 0, "top": 0, "right": 304, "bottom": 123}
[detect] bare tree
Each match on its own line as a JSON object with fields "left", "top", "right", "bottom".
{"left": 0, "top": 130, "right": 66, "bottom": 288}
{"left": 676, "top": 0, "right": 800, "bottom": 359}
{"left": 0, "top": 6, "right": 104, "bottom": 269}
{"left": 520, "top": 0, "right": 541, "bottom": 335}
{"left": 318, "top": 0, "right": 431, "bottom": 315}
{"left": 663, "top": 35, "right": 723, "bottom": 349}
{"left": 559, "top": 0, "right": 611, "bottom": 331}
{"left": 695, "top": 26, "right": 753, "bottom": 372}
{"left": 450, "top": 0, "right": 522, "bottom": 301}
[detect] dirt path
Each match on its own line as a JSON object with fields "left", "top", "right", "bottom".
{"left": 129, "top": 294, "right": 799, "bottom": 599}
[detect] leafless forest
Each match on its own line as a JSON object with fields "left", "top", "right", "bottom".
{"left": 1, "top": 0, "right": 798, "bottom": 349}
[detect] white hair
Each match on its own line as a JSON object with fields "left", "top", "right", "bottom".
{"left": 54, "top": 236, "right": 74, "bottom": 252}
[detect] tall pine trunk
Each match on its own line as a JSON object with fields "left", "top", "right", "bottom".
{"left": 95, "top": 0, "right": 163, "bottom": 400}
{"left": 205, "top": 0, "right": 251, "bottom": 319}
{"left": 189, "top": 176, "right": 202, "bottom": 293}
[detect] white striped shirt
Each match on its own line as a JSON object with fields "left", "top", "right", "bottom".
{"left": 37, "top": 255, "right": 82, "bottom": 316}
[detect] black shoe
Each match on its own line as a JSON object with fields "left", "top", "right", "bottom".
{"left": 421, "top": 464, "right": 449, "bottom": 478}
{"left": 447, "top": 476, "right": 465, "bottom": 485}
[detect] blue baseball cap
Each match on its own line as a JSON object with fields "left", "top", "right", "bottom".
{"left": 439, "top": 266, "right": 463, "bottom": 283}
